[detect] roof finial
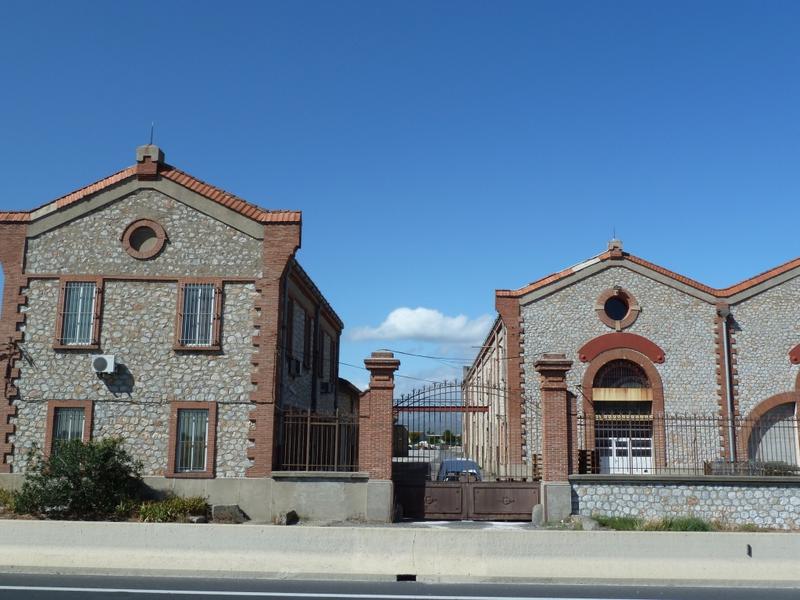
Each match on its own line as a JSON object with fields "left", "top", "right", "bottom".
{"left": 149, "top": 121, "right": 155, "bottom": 145}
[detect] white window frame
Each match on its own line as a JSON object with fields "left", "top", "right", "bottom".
{"left": 61, "top": 282, "right": 96, "bottom": 346}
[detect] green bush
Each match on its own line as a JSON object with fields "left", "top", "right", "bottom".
{"left": 14, "top": 438, "right": 142, "bottom": 520}
{"left": 137, "top": 496, "right": 208, "bottom": 523}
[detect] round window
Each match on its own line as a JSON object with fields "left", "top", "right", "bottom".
{"left": 603, "top": 296, "right": 629, "bottom": 321}
{"left": 122, "top": 219, "right": 167, "bottom": 260}
{"left": 596, "top": 288, "right": 640, "bottom": 330}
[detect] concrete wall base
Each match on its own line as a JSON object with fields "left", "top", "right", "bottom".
{"left": 542, "top": 481, "right": 572, "bottom": 523}
{"left": 0, "top": 473, "right": 394, "bottom": 524}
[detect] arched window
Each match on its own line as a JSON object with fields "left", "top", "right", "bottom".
{"left": 593, "top": 359, "right": 650, "bottom": 389}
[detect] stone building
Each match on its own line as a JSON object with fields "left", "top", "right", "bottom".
{"left": 466, "top": 239, "right": 800, "bottom": 479}
{"left": 0, "top": 145, "right": 350, "bottom": 516}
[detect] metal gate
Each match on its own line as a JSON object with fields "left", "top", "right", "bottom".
{"left": 392, "top": 380, "right": 540, "bottom": 520}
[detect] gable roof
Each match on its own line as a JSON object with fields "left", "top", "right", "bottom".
{"left": 497, "top": 248, "right": 800, "bottom": 304}
{"left": 0, "top": 161, "right": 301, "bottom": 225}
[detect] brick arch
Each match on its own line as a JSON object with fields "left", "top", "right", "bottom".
{"left": 578, "top": 332, "right": 665, "bottom": 364}
{"left": 740, "top": 391, "right": 800, "bottom": 458}
{"left": 581, "top": 348, "right": 666, "bottom": 470}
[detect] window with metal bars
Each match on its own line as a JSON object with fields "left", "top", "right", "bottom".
{"left": 176, "top": 282, "right": 222, "bottom": 349}
{"left": 175, "top": 409, "right": 209, "bottom": 472}
{"left": 52, "top": 407, "right": 85, "bottom": 455}
{"left": 593, "top": 359, "right": 650, "bottom": 389}
{"left": 59, "top": 282, "right": 97, "bottom": 345}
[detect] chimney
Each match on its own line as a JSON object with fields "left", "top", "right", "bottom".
{"left": 135, "top": 145, "right": 165, "bottom": 180}
{"left": 607, "top": 238, "right": 624, "bottom": 258}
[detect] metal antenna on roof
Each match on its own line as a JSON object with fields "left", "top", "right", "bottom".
{"left": 149, "top": 122, "right": 155, "bottom": 145}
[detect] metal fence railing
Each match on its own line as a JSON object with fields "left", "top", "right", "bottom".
{"left": 576, "top": 413, "right": 800, "bottom": 476}
{"left": 277, "top": 409, "right": 359, "bottom": 472}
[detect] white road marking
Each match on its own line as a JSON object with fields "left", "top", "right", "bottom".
{"left": 0, "top": 586, "right": 651, "bottom": 600}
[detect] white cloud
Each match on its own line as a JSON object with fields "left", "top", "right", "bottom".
{"left": 350, "top": 307, "right": 493, "bottom": 344}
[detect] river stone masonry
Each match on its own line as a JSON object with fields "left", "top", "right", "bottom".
{"left": 25, "top": 189, "right": 263, "bottom": 278}
{"left": 573, "top": 480, "right": 800, "bottom": 530}
{"left": 12, "top": 279, "right": 257, "bottom": 475}
{"left": 521, "top": 266, "right": 720, "bottom": 456}
{"left": 730, "top": 276, "right": 800, "bottom": 417}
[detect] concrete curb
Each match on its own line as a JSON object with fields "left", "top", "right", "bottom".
{"left": 0, "top": 521, "right": 798, "bottom": 584}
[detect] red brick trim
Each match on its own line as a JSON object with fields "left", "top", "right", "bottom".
{"left": 789, "top": 343, "right": 800, "bottom": 365}
{"left": 714, "top": 304, "right": 740, "bottom": 460}
{"left": 52, "top": 276, "right": 103, "bottom": 351}
{"left": 496, "top": 296, "right": 525, "bottom": 465}
{"left": 121, "top": 219, "right": 167, "bottom": 260}
{"left": 247, "top": 223, "right": 301, "bottom": 477}
{"left": 5, "top": 163, "right": 301, "bottom": 225}
{"left": 595, "top": 287, "right": 640, "bottom": 331}
{"left": 581, "top": 348, "right": 666, "bottom": 470}
{"left": 497, "top": 251, "right": 800, "bottom": 300}
{"left": 578, "top": 332, "right": 665, "bottom": 364}
{"left": 173, "top": 278, "right": 223, "bottom": 352}
{"left": 740, "top": 392, "right": 800, "bottom": 458}
{"left": 43, "top": 400, "right": 93, "bottom": 458}
{"left": 0, "top": 222, "right": 27, "bottom": 472}
{"left": 165, "top": 401, "right": 217, "bottom": 479}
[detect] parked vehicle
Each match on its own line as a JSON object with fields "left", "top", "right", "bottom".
{"left": 436, "top": 459, "right": 482, "bottom": 482}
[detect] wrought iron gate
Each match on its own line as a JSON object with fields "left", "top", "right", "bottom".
{"left": 392, "top": 380, "right": 539, "bottom": 520}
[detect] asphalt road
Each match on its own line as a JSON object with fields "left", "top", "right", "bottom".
{"left": 0, "top": 573, "right": 796, "bottom": 600}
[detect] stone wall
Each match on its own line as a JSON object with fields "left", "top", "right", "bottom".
{"left": 25, "top": 190, "right": 263, "bottom": 278}
{"left": 572, "top": 477, "right": 800, "bottom": 529}
{"left": 12, "top": 279, "right": 257, "bottom": 476}
{"left": 730, "top": 276, "right": 800, "bottom": 417}
{"left": 521, "top": 266, "right": 720, "bottom": 455}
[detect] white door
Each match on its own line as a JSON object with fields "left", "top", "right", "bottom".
{"left": 598, "top": 437, "right": 652, "bottom": 474}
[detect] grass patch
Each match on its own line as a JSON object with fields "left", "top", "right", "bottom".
{"left": 137, "top": 496, "right": 208, "bottom": 523}
{"left": 594, "top": 514, "right": 713, "bottom": 531}
{"left": 594, "top": 515, "right": 642, "bottom": 530}
{"left": 0, "top": 488, "right": 15, "bottom": 512}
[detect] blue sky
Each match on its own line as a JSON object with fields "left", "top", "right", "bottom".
{"left": 2, "top": 1, "right": 800, "bottom": 391}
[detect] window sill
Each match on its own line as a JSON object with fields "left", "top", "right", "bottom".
{"left": 53, "top": 343, "right": 100, "bottom": 351}
{"left": 165, "top": 471, "right": 215, "bottom": 479}
{"left": 173, "top": 345, "right": 221, "bottom": 353}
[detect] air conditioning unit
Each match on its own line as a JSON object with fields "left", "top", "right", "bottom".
{"left": 91, "top": 354, "right": 116, "bottom": 375}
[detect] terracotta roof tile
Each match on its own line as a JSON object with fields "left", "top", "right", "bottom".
{"left": 3, "top": 163, "right": 301, "bottom": 226}
{"left": 0, "top": 212, "right": 31, "bottom": 223}
{"left": 497, "top": 251, "right": 800, "bottom": 301}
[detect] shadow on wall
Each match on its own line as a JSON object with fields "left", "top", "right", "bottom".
{"left": 100, "top": 363, "right": 135, "bottom": 396}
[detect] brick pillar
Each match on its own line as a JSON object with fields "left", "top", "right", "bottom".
{"left": 495, "top": 296, "right": 525, "bottom": 465}
{"left": 358, "top": 351, "right": 400, "bottom": 480}
{"left": 0, "top": 222, "right": 28, "bottom": 473}
{"left": 535, "top": 353, "right": 574, "bottom": 481}
{"left": 247, "top": 222, "right": 301, "bottom": 477}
